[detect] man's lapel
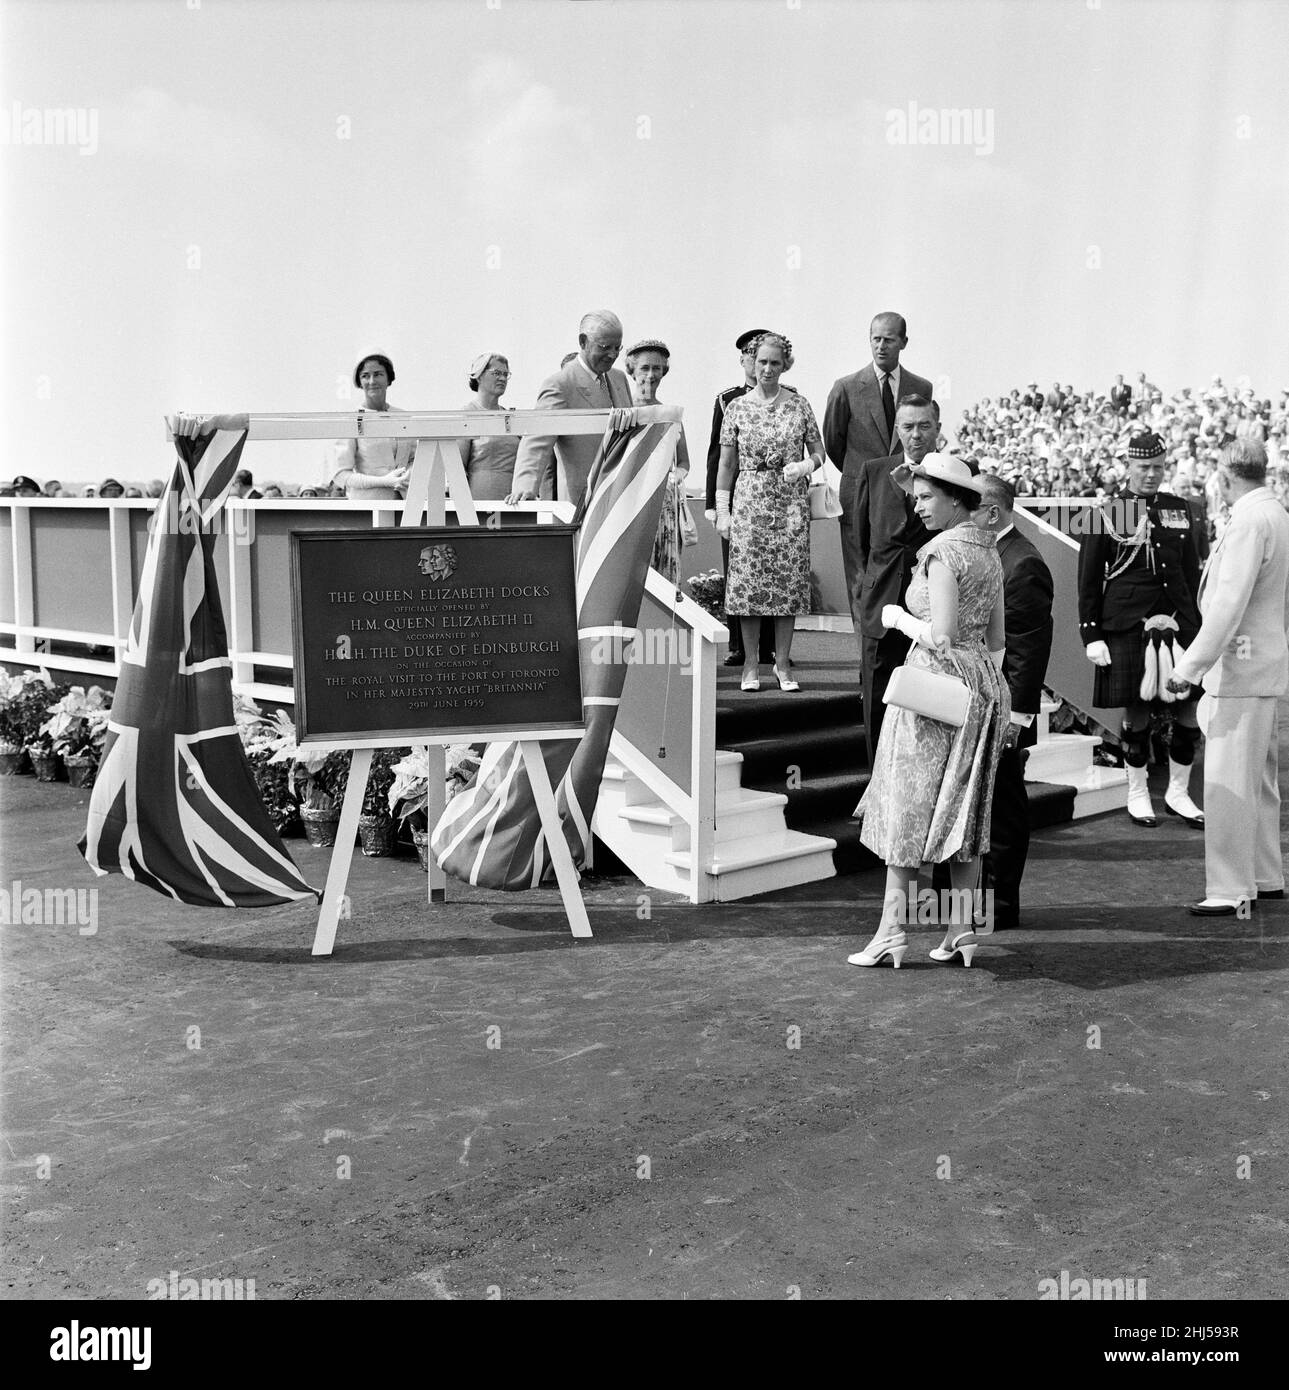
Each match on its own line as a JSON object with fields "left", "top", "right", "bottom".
{"left": 861, "top": 367, "right": 890, "bottom": 452}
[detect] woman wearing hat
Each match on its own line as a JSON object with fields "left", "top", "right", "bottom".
{"left": 331, "top": 353, "right": 416, "bottom": 501}
{"left": 714, "top": 332, "right": 824, "bottom": 692}
{"left": 457, "top": 354, "right": 519, "bottom": 501}
{"left": 849, "top": 454, "right": 1009, "bottom": 969}
{"left": 624, "top": 339, "right": 692, "bottom": 583}
{"left": 1077, "top": 430, "right": 1204, "bottom": 827}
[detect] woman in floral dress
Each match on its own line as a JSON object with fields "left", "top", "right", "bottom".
{"left": 714, "top": 333, "right": 825, "bottom": 692}
{"left": 849, "top": 454, "right": 1010, "bottom": 970}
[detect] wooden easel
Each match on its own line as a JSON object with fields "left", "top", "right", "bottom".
{"left": 308, "top": 430, "right": 591, "bottom": 956}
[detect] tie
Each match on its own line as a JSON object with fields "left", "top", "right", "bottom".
{"left": 597, "top": 373, "right": 610, "bottom": 403}
{"left": 881, "top": 373, "right": 896, "bottom": 440}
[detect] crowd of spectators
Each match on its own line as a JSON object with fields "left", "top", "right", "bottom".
{"left": 952, "top": 373, "right": 1288, "bottom": 531}
{"left": 7, "top": 374, "right": 1287, "bottom": 520}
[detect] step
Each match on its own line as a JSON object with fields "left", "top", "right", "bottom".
{"left": 602, "top": 750, "right": 744, "bottom": 804}
{"left": 1031, "top": 765, "right": 1129, "bottom": 820}
{"left": 718, "top": 724, "right": 867, "bottom": 782}
{"left": 1023, "top": 733, "right": 1101, "bottom": 782}
{"left": 715, "top": 687, "right": 862, "bottom": 743}
{"left": 665, "top": 828, "right": 838, "bottom": 901}
{"left": 617, "top": 786, "right": 789, "bottom": 851}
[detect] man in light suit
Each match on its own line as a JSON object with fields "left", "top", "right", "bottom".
{"left": 824, "top": 312, "right": 933, "bottom": 655}
{"left": 1167, "top": 439, "right": 1289, "bottom": 916}
{"left": 508, "top": 310, "right": 633, "bottom": 508}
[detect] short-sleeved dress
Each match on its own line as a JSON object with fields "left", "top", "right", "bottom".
{"left": 459, "top": 398, "right": 520, "bottom": 500}
{"left": 857, "top": 525, "right": 1010, "bottom": 865}
{"left": 720, "top": 391, "right": 821, "bottom": 616}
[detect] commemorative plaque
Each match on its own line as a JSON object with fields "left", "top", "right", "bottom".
{"left": 290, "top": 525, "right": 584, "bottom": 742}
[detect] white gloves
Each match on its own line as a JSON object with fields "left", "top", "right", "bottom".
{"left": 782, "top": 460, "right": 812, "bottom": 483}
{"left": 704, "top": 508, "right": 717, "bottom": 524}
{"left": 715, "top": 488, "right": 732, "bottom": 538}
{"left": 1085, "top": 640, "right": 1111, "bottom": 667}
{"left": 881, "top": 604, "right": 947, "bottom": 654}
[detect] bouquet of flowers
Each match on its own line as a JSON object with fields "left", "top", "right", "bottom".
{"left": 685, "top": 569, "right": 726, "bottom": 622}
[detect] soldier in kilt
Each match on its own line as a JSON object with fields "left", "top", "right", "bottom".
{"left": 1078, "top": 431, "right": 1205, "bottom": 827}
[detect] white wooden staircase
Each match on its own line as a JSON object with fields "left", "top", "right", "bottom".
{"left": 595, "top": 747, "right": 837, "bottom": 901}
{"left": 1026, "top": 699, "right": 1129, "bottom": 819}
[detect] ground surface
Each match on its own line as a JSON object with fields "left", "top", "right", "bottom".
{"left": 2, "top": 720, "right": 1286, "bottom": 1301}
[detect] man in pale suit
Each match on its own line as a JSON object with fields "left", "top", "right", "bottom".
{"left": 1167, "top": 439, "right": 1289, "bottom": 915}
{"left": 508, "top": 310, "right": 633, "bottom": 508}
{"left": 823, "top": 312, "right": 933, "bottom": 651}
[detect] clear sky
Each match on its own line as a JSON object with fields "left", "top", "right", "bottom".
{"left": 3, "top": 0, "right": 1286, "bottom": 487}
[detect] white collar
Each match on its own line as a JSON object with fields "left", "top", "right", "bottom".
{"left": 997, "top": 522, "right": 1015, "bottom": 539}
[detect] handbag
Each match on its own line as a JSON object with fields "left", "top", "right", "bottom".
{"left": 883, "top": 657, "right": 971, "bottom": 727}
{"left": 808, "top": 462, "right": 843, "bottom": 520}
{"left": 676, "top": 485, "right": 698, "bottom": 547}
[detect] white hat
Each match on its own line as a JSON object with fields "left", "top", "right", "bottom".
{"left": 892, "top": 451, "right": 985, "bottom": 500}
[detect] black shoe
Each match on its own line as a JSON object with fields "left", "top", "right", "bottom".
{"left": 724, "top": 651, "right": 745, "bottom": 667}
{"left": 1257, "top": 888, "right": 1286, "bottom": 900}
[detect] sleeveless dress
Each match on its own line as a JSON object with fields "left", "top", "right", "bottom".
{"left": 458, "top": 398, "right": 520, "bottom": 501}
{"left": 857, "top": 525, "right": 1010, "bottom": 865}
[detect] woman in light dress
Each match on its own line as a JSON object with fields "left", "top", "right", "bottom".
{"left": 849, "top": 454, "right": 1010, "bottom": 970}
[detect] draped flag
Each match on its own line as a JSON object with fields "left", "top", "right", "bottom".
{"left": 430, "top": 408, "right": 680, "bottom": 889}
{"left": 79, "top": 416, "right": 317, "bottom": 907}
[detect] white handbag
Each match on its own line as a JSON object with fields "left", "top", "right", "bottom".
{"left": 883, "top": 659, "right": 970, "bottom": 727}
{"left": 809, "top": 462, "right": 844, "bottom": 520}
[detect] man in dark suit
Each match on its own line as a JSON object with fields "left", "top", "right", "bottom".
{"left": 706, "top": 329, "right": 795, "bottom": 666}
{"left": 850, "top": 395, "right": 938, "bottom": 764}
{"left": 823, "top": 311, "right": 933, "bottom": 657}
{"left": 975, "top": 475, "right": 1054, "bottom": 930}
{"left": 1109, "top": 374, "right": 1133, "bottom": 415}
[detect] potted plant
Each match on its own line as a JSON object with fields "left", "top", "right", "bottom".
{"left": 387, "top": 746, "right": 432, "bottom": 867}
{"left": 283, "top": 745, "right": 352, "bottom": 848}
{"left": 41, "top": 685, "right": 111, "bottom": 788}
{"left": 386, "top": 744, "right": 482, "bottom": 869}
{"left": 0, "top": 671, "right": 38, "bottom": 774}
{"left": 11, "top": 676, "right": 69, "bottom": 781}
{"left": 236, "top": 697, "right": 302, "bottom": 836}
{"left": 357, "top": 748, "right": 405, "bottom": 857}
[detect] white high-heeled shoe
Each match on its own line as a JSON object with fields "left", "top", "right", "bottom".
{"left": 773, "top": 665, "right": 800, "bottom": 692}
{"left": 740, "top": 670, "right": 760, "bottom": 692}
{"left": 928, "top": 931, "right": 980, "bottom": 967}
{"left": 847, "top": 929, "right": 908, "bottom": 968}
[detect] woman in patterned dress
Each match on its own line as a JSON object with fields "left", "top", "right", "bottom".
{"left": 849, "top": 454, "right": 1010, "bottom": 969}
{"left": 714, "top": 333, "right": 825, "bottom": 692}
{"left": 624, "top": 339, "right": 692, "bottom": 584}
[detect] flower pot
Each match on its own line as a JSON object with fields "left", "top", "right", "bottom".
{"left": 358, "top": 814, "right": 396, "bottom": 857}
{"left": 300, "top": 805, "right": 341, "bottom": 848}
{"left": 64, "top": 755, "right": 97, "bottom": 789}
{"left": 28, "top": 748, "right": 64, "bottom": 783}
{"left": 0, "top": 748, "right": 29, "bottom": 776}
{"left": 412, "top": 828, "right": 432, "bottom": 871}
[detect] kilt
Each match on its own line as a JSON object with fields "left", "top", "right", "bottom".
{"left": 1094, "top": 627, "right": 1197, "bottom": 708}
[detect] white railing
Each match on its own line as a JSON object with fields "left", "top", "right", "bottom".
{"left": 2, "top": 407, "right": 727, "bottom": 899}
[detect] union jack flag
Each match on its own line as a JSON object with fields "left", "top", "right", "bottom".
{"left": 430, "top": 412, "right": 680, "bottom": 889}
{"left": 79, "top": 420, "right": 317, "bottom": 906}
